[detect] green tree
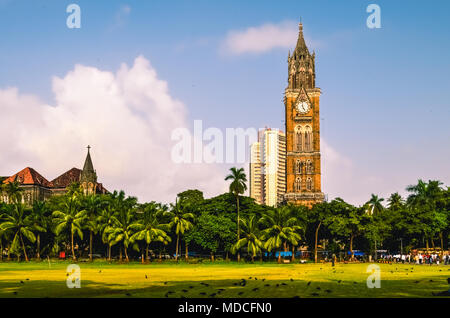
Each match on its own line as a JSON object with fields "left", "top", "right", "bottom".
{"left": 165, "top": 199, "right": 194, "bottom": 261}
{"left": 130, "top": 202, "right": 171, "bottom": 262}
{"left": 52, "top": 191, "right": 87, "bottom": 261}
{"left": 0, "top": 203, "right": 36, "bottom": 261}
{"left": 231, "top": 215, "right": 263, "bottom": 262}
{"left": 2, "top": 181, "right": 24, "bottom": 204}
{"left": 82, "top": 194, "right": 105, "bottom": 262}
{"left": 225, "top": 167, "right": 247, "bottom": 262}
{"left": 27, "top": 201, "right": 48, "bottom": 260}
{"left": 260, "top": 206, "right": 302, "bottom": 263}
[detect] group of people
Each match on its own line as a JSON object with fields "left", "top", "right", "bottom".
{"left": 379, "top": 253, "right": 450, "bottom": 265}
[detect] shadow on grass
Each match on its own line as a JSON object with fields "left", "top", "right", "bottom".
{"left": 1, "top": 276, "right": 449, "bottom": 298}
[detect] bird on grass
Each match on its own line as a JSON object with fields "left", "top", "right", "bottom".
{"left": 125, "top": 293, "right": 132, "bottom": 296}
{"left": 316, "top": 287, "right": 321, "bottom": 290}
{"left": 20, "top": 281, "right": 24, "bottom": 284}
{"left": 262, "top": 278, "right": 266, "bottom": 282}
{"left": 325, "top": 290, "right": 332, "bottom": 293}
{"left": 281, "top": 283, "right": 287, "bottom": 286}
{"left": 199, "top": 292, "right": 206, "bottom": 296}
{"left": 182, "top": 289, "right": 188, "bottom": 293}
{"left": 26, "top": 278, "right": 30, "bottom": 281}
{"left": 13, "top": 292, "right": 17, "bottom": 295}
{"left": 99, "top": 270, "right": 102, "bottom": 273}
{"left": 254, "top": 277, "right": 258, "bottom": 280}
{"left": 307, "top": 281, "right": 311, "bottom": 286}
{"left": 238, "top": 292, "right": 244, "bottom": 296}
{"left": 414, "top": 281, "right": 420, "bottom": 284}
{"left": 290, "top": 278, "right": 294, "bottom": 282}
{"left": 189, "top": 286, "right": 194, "bottom": 289}
{"left": 264, "top": 284, "right": 270, "bottom": 287}
{"left": 310, "top": 293, "right": 319, "bottom": 296}
{"left": 293, "top": 296, "right": 300, "bottom": 299}
{"left": 252, "top": 288, "right": 259, "bottom": 292}
{"left": 240, "top": 279, "right": 247, "bottom": 287}
{"left": 337, "top": 280, "right": 342, "bottom": 284}
{"left": 164, "top": 281, "right": 168, "bottom": 285}
{"left": 248, "top": 277, "right": 252, "bottom": 279}
{"left": 145, "top": 275, "right": 148, "bottom": 279}
{"left": 276, "top": 284, "right": 279, "bottom": 287}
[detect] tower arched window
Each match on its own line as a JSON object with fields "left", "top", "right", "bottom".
{"left": 295, "top": 160, "right": 301, "bottom": 174}
{"left": 295, "top": 125, "right": 303, "bottom": 152}
{"left": 304, "top": 126, "right": 312, "bottom": 152}
{"left": 306, "top": 177, "right": 313, "bottom": 191}
{"left": 295, "top": 177, "right": 301, "bottom": 192}
{"left": 306, "top": 160, "right": 314, "bottom": 174}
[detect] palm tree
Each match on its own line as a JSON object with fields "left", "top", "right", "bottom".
{"left": 231, "top": 215, "right": 263, "bottom": 262}
{"left": 260, "top": 207, "right": 302, "bottom": 263}
{"left": 165, "top": 200, "right": 194, "bottom": 261}
{"left": 83, "top": 194, "right": 105, "bottom": 262}
{"left": 3, "top": 181, "right": 24, "bottom": 204}
{"left": 130, "top": 203, "right": 171, "bottom": 263}
{"left": 52, "top": 192, "right": 87, "bottom": 261}
{"left": 27, "top": 201, "right": 48, "bottom": 260}
{"left": 366, "top": 194, "right": 384, "bottom": 216}
{"left": 0, "top": 203, "right": 36, "bottom": 261}
{"left": 387, "top": 192, "right": 404, "bottom": 211}
{"left": 225, "top": 167, "right": 247, "bottom": 262}
{"left": 98, "top": 203, "right": 116, "bottom": 261}
{"left": 104, "top": 195, "right": 137, "bottom": 262}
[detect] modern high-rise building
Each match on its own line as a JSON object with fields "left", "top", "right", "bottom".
{"left": 249, "top": 128, "right": 286, "bottom": 207}
{"left": 249, "top": 142, "right": 262, "bottom": 205}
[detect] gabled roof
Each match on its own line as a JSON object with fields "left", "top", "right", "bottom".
{"left": 2, "top": 167, "right": 52, "bottom": 187}
{"left": 51, "top": 167, "right": 82, "bottom": 189}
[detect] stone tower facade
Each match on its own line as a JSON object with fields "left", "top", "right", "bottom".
{"left": 284, "top": 23, "right": 325, "bottom": 207}
{"left": 80, "top": 145, "right": 98, "bottom": 195}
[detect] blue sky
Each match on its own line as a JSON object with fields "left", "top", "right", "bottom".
{"left": 0, "top": 0, "right": 449, "bottom": 204}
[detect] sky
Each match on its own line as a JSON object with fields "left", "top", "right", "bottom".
{"left": 0, "top": 0, "right": 449, "bottom": 205}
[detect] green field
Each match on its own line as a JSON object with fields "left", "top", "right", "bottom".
{"left": 0, "top": 261, "right": 449, "bottom": 298}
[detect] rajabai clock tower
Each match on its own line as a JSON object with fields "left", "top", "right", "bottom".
{"left": 284, "top": 23, "right": 325, "bottom": 207}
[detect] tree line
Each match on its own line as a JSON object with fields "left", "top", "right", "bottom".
{"left": 0, "top": 167, "right": 449, "bottom": 263}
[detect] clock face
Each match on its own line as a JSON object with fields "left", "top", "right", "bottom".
{"left": 296, "top": 101, "right": 310, "bottom": 114}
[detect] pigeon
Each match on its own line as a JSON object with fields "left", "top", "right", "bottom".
{"left": 200, "top": 292, "right": 206, "bottom": 296}
{"left": 262, "top": 278, "right": 266, "bottom": 282}
{"left": 325, "top": 290, "right": 332, "bottom": 293}
{"left": 316, "top": 287, "right": 321, "bottom": 290}
{"left": 254, "top": 277, "right": 258, "bottom": 280}
{"left": 429, "top": 280, "right": 434, "bottom": 282}
{"left": 99, "top": 270, "right": 102, "bottom": 273}
{"left": 311, "top": 292, "right": 319, "bottom": 296}
{"left": 290, "top": 278, "right": 294, "bottom": 282}
{"left": 20, "top": 281, "right": 24, "bottom": 284}
{"left": 13, "top": 291, "right": 17, "bottom": 295}
{"left": 281, "top": 283, "right": 287, "bottom": 286}
{"left": 276, "top": 284, "right": 279, "bottom": 287}
{"left": 353, "top": 282, "right": 357, "bottom": 284}
{"left": 189, "top": 286, "right": 194, "bottom": 289}
{"left": 182, "top": 289, "right": 188, "bottom": 293}
{"left": 238, "top": 292, "right": 244, "bottom": 296}
{"left": 125, "top": 293, "right": 131, "bottom": 296}
{"left": 337, "top": 280, "right": 342, "bottom": 284}
{"left": 164, "top": 282, "right": 168, "bottom": 285}
{"left": 252, "top": 288, "right": 259, "bottom": 292}
{"left": 264, "top": 284, "right": 270, "bottom": 287}
{"left": 209, "top": 293, "right": 216, "bottom": 297}
{"left": 145, "top": 275, "right": 148, "bottom": 279}
{"left": 293, "top": 295, "right": 300, "bottom": 299}
{"left": 414, "top": 281, "right": 420, "bottom": 284}
{"left": 307, "top": 281, "right": 311, "bottom": 286}
{"left": 248, "top": 277, "right": 252, "bottom": 279}
{"left": 26, "top": 278, "right": 30, "bottom": 281}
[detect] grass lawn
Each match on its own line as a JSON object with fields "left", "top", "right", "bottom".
{"left": 0, "top": 261, "right": 449, "bottom": 298}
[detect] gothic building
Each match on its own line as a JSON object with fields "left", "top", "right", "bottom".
{"left": 284, "top": 23, "right": 325, "bottom": 207}
{"left": 1, "top": 146, "right": 107, "bottom": 205}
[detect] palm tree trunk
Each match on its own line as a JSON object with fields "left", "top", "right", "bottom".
{"left": 211, "top": 252, "right": 214, "bottom": 262}
{"left": 20, "top": 233, "right": 29, "bottom": 262}
{"left": 146, "top": 243, "right": 149, "bottom": 262}
{"left": 426, "top": 238, "right": 429, "bottom": 253}
{"left": 89, "top": 230, "right": 93, "bottom": 262}
{"left": 440, "top": 232, "right": 444, "bottom": 258}
{"left": 236, "top": 194, "right": 240, "bottom": 263}
{"left": 108, "top": 244, "right": 111, "bottom": 261}
{"left": 291, "top": 246, "right": 295, "bottom": 262}
{"left": 7, "top": 243, "right": 11, "bottom": 261}
{"left": 0, "top": 240, "right": 2, "bottom": 262}
{"left": 119, "top": 246, "right": 123, "bottom": 262}
{"left": 185, "top": 241, "right": 188, "bottom": 261}
{"left": 277, "top": 251, "right": 281, "bottom": 263}
{"left": 124, "top": 245, "right": 129, "bottom": 262}
{"left": 36, "top": 234, "right": 40, "bottom": 261}
{"left": 350, "top": 234, "right": 354, "bottom": 261}
{"left": 141, "top": 246, "right": 145, "bottom": 264}
{"left": 71, "top": 231, "right": 76, "bottom": 261}
{"left": 175, "top": 234, "right": 179, "bottom": 261}
{"left": 314, "top": 222, "right": 321, "bottom": 263}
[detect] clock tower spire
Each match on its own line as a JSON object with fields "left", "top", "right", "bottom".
{"left": 284, "top": 22, "right": 324, "bottom": 208}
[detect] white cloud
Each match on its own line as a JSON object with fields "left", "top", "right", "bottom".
{"left": 222, "top": 21, "right": 320, "bottom": 55}
{"left": 0, "top": 56, "right": 226, "bottom": 203}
